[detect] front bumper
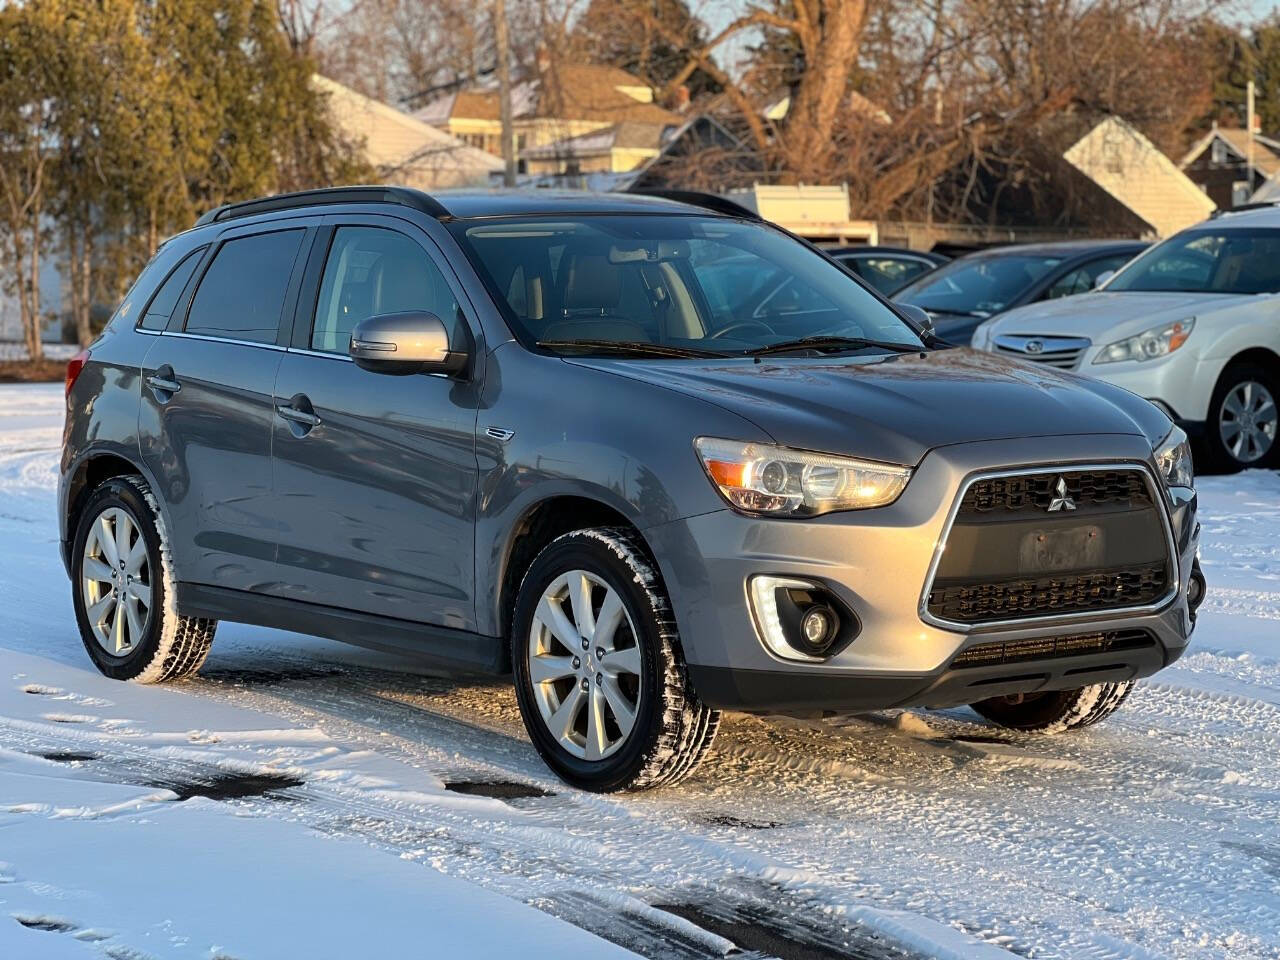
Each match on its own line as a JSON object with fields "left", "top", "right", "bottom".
{"left": 647, "top": 432, "right": 1200, "bottom": 713}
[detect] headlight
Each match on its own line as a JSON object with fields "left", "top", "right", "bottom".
{"left": 694, "top": 437, "right": 911, "bottom": 516}
{"left": 1093, "top": 318, "right": 1194, "bottom": 364}
{"left": 970, "top": 319, "right": 995, "bottom": 350}
{"left": 1154, "top": 425, "right": 1193, "bottom": 489}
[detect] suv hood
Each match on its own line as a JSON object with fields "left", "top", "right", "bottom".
{"left": 983, "top": 290, "right": 1249, "bottom": 340}
{"left": 570, "top": 350, "right": 1165, "bottom": 465}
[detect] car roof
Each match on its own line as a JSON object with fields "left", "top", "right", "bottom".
{"left": 1201, "top": 203, "right": 1280, "bottom": 228}
{"left": 960, "top": 239, "right": 1148, "bottom": 259}
{"left": 826, "top": 245, "right": 947, "bottom": 261}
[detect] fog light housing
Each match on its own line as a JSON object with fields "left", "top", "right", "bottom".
{"left": 748, "top": 576, "right": 859, "bottom": 662}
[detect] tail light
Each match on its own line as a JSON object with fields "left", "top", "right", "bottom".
{"left": 65, "top": 349, "right": 90, "bottom": 397}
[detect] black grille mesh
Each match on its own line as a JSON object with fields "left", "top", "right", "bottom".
{"left": 928, "top": 562, "right": 1169, "bottom": 624}
{"left": 950, "top": 629, "right": 1155, "bottom": 669}
{"left": 961, "top": 470, "right": 1150, "bottom": 518}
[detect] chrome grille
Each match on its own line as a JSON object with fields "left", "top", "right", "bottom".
{"left": 993, "top": 334, "right": 1091, "bottom": 370}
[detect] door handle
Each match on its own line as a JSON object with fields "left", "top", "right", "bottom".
{"left": 276, "top": 394, "right": 321, "bottom": 434}
{"left": 146, "top": 365, "right": 181, "bottom": 397}
{"left": 277, "top": 405, "right": 321, "bottom": 427}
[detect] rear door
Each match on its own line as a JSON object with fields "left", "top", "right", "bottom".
{"left": 138, "top": 219, "right": 314, "bottom": 590}
{"left": 267, "top": 215, "right": 484, "bottom": 631}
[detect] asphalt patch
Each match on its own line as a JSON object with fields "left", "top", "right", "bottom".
{"left": 147, "top": 771, "right": 305, "bottom": 802}
{"left": 654, "top": 902, "right": 916, "bottom": 960}
{"left": 701, "top": 813, "right": 783, "bottom": 830}
{"left": 15, "top": 917, "right": 77, "bottom": 933}
{"left": 443, "top": 779, "right": 551, "bottom": 800}
{"left": 36, "top": 751, "right": 96, "bottom": 763}
{"left": 198, "top": 667, "right": 345, "bottom": 686}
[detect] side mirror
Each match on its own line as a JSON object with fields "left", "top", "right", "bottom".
{"left": 348, "top": 311, "right": 467, "bottom": 376}
{"left": 1094, "top": 270, "right": 1116, "bottom": 289}
{"left": 897, "top": 303, "right": 935, "bottom": 340}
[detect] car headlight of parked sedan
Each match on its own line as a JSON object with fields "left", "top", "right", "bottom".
{"left": 1093, "top": 318, "right": 1194, "bottom": 364}
{"left": 1154, "top": 425, "right": 1194, "bottom": 489}
{"left": 695, "top": 437, "right": 912, "bottom": 517}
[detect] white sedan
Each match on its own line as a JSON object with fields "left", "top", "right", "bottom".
{"left": 972, "top": 206, "right": 1280, "bottom": 470}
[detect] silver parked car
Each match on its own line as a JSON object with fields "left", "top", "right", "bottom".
{"left": 60, "top": 187, "right": 1203, "bottom": 791}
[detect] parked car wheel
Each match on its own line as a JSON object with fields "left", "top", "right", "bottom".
{"left": 511, "top": 527, "right": 719, "bottom": 792}
{"left": 970, "top": 681, "right": 1134, "bottom": 734}
{"left": 72, "top": 476, "right": 217, "bottom": 682}
{"left": 1207, "top": 362, "right": 1279, "bottom": 471}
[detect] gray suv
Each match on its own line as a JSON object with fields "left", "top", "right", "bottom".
{"left": 60, "top": 187, "right": 1204, "bottom": 791}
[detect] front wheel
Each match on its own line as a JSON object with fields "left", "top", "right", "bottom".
{"left": 1207, "top": 362, "right": 1279, "bottom": 471}
{"left": 970, "top": 681, "right": 1134, "bottom": 734}
{"left": 511, "top": 527, "right": 719, "bottom": 792}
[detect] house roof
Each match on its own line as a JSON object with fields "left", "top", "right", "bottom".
{"left": 314, "top": 75, "right": 502, "bottom": 188}
{"left": 415, "top": 63, "right": 680, "bottom": 129}
{"left": 520, "top": 123, "right": 668, "bottom": 160}
{"left": 1064, "top": 116, "right": 1215, "bottom": 237}
{"left": 1181, "top": 126, "right": 1280, "bottom": 178}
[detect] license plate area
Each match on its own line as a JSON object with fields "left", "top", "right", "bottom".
{"left": 1017, "top": 524, "right": 1104, "bottom": 574}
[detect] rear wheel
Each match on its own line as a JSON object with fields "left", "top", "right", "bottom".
{"left": 72, "top": 476, "right": 217, "bottom": 682}
{"left": 511, "top": 527, "right": 719, "bottom": 791}
{"left": 970, "top": 681, "right": 1134, "bottom": 734}
{"left": 1207, "top": 362, "right": 1279, "bottom": 471}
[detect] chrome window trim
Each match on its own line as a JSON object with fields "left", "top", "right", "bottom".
{"left": 918, "top": 461, "right": 1180, "bottom": 633}
{"left": 286, "top": 346, "right": 353, "bottom": 362}
{"left": 133, "top": 329, "right": 285, "bottom": 351}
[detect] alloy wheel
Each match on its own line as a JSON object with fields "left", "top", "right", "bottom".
{"left": 81, "top": 507, "right": 152, "bottom": 655}
{"left": 1219, "top": 380, "right": 1277, "bottom": 464}
{"left": 527, "top": 569, "right": 642, "bottom": 761}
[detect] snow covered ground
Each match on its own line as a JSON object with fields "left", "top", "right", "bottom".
{"left": 0, "top": 381, "right": 1277, "bottom": 960}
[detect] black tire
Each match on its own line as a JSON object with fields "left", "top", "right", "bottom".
{"left": 71, "top": 475, "right": 217, "bottom": 682}
{"left": 1205, "top": 361, "right": 1280, "bottom": 472}
{"left": 511, "top": 527, "right": 719, "bottom": 792}
{"left": 970, "top": 681, "right": 1135, "bottom": 734}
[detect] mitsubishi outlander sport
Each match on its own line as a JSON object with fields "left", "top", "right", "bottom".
{"left": 60, "top": 187, "right": 1204, "bottom": 791}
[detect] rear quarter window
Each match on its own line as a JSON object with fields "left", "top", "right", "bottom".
{"left": 139, "top": 247, "right": 207, "bottom": 331}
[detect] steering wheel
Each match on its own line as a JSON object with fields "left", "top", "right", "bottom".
{"left": 710, "top": 319, "right": 776, "bottom": 340}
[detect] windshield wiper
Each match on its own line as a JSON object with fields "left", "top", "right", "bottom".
{"left": 917, "top": 307, "right": 988, "bottom": 318}
{"left": 537, "top": 339, "right": 730, "bottom": 359}
{"left": 745, "top": 336, "right": 923, "bottom": 358}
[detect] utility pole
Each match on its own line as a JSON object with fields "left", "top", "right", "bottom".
{"left": 1247, "top": 80, "right": 1257, "bottom": 202}
{"left": 494, "top": 0, "right": 517, "bottom": 187}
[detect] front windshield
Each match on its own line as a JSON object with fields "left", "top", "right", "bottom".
{"left": 1106, "top": 227, "right": 1280, "bottom": 294}
{"left": 449, "top": 215, "right": 923, "bottom": 355}
{"left": 894, "top": 253, "right": 1063, "bottom": 316}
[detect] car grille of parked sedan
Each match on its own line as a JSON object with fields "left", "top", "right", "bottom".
{"left": 992, "top": 335, "right": 1091, "bottom": 369}
{"left": 949, "top": 628, "right": 1156, "bottom": 669}
{"left": 925, "top": 468, "right": 1174, "bottom": 625}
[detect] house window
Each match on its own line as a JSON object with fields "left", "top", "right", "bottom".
{"left": 1212, "top": 139, "right": 1228, "bottom": 165}
{"left": 1233, "top": 180, "right": 1253, "bottom": 207}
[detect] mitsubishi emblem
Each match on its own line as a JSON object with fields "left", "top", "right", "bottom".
{"left": 1047, "top": 476, "right": 1076, "bottom": 512}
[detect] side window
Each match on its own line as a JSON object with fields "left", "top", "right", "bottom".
{"left": 1044, "top": 266, "right": 1092, "bottom": 300}
{"left": 311, "top": 226, "right": 459, "bottom": 354}
{"left": 847, "top": 257, "right": 933, "bottom": 295}
{"left": 185, "top": 229, "right": 305, "bottom": 344}
{"left": 140, "top": 247, "right": 205, "bottom": 331}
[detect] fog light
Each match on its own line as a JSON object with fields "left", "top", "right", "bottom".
{"left": 748, "top": 576, "right": 858, "bottom": 662}
{"left": 801, "top": 606, "right": 836, "bottom": 647}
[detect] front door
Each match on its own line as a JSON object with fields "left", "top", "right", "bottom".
{"left": 268, "top": 219, "right": 483, "bottom": 631}
{"left": 138, "top": 222, "right": 313, "bottom": 591}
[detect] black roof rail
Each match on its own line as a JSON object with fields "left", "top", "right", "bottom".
{"left": 626, "top": 187, "right": 761, "bottom": 221}
{"left": 194, "top": 186, "right": 452, "bottom": 227}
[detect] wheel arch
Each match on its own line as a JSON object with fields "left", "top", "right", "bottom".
{"left": 492, "top": 491, "right": 659, "bottom": 651}
{"left": 63, "top": 449, "right": 170, "bottom": 573}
